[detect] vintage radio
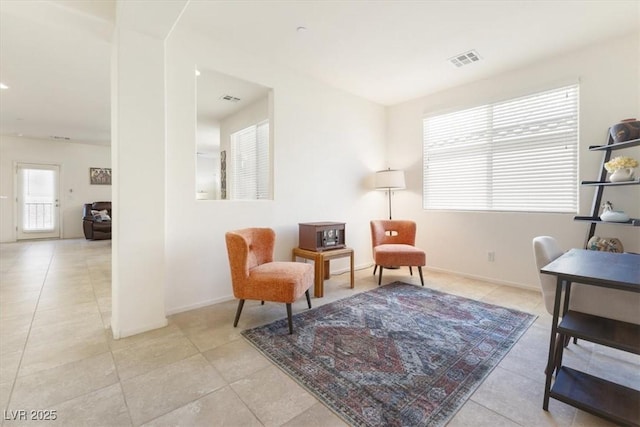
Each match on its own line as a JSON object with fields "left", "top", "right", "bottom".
{"left": 298, "top": 222, "right": 346, "bottom": 252}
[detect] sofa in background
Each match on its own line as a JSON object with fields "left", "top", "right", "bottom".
{"left": 83, "top": 201, "right": 112, "bottom": 240}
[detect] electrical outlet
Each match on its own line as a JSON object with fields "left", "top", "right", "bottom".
{"left": 488, "top": 251, "right": 495, "bottom": 262}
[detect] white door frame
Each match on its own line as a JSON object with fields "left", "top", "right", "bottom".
{"left": 15, "top": 162, "right": 62, "bottom": 240}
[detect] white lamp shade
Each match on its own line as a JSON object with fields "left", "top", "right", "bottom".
{"left": 375, "top": 169, "right": 405, "bottom": 190}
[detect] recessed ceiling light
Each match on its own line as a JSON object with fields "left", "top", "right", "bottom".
{"left": 195, "top": 69, "right": 201, "bottom": 77}
{"left": 0, "top": 83, "right": 9, "bottom": 90}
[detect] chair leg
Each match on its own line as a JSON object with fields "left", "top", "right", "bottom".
{"left": 563, "top": 335, "right": 576, "bottom": 348}
{"left": 378, "top": 266, "right": 383, "bottom": 286}
{"left": 286, "top": 303, "right": 293, "bottom": 334}
{"left": 409, "top": 266, "right": 413, "bottom": 276}
{"left": 305, "top": 289, "right": 312, "bottom": 309}
{"left": 261, "top": 301, "right": 265, "bottom": 305}
{"left": 418, "top": 266, "right": 424, "bottom": 286}
{"left": 373, "top": 265, "right": 377, "bottom": 275}
{"left": 233, "top": 299, "right": 245, "bottom": 327}
{"left": 545, "top": 334, "right": 563, "bottom": 375}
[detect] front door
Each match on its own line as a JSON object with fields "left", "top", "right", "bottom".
{"left": 16, "top": 163, "right": 60, "bottom": 240}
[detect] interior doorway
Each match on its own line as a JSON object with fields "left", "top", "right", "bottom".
{"left": 16, "top": 163, "right": 61, "bottom": 240}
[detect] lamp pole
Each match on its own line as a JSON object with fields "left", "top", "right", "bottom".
{"left": 375, "top": 168, "right": 405, "bottom": 220}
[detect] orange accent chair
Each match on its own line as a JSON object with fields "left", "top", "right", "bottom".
{"left": 370, "top": 220, "right": 426, "bottom": 287}
{"left": 225, "top": 228, "right": 314, "bottom": 334}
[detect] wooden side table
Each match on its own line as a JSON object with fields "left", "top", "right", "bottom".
{"left": 292, "top": 247, "right": 354, "bottom": 297}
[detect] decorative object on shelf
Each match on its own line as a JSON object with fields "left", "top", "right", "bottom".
{"left": 609, "top": 168, "right": 635, "bottom": 182}
{"left": 599, "top": 201, "right": 630, "bottom": 223}
{"left": 586, "top": 236, "right": 624, "bottom": 253}
{"left": 604, "top": 156, "right": 637, "bottom": 182}
{"left": 374, "top": 168, "right": 405, "bottom": 219}
{"left": 609, "top": 118, "right": 640, "bottom": 143}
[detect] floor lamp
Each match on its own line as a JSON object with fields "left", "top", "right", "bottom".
{"left": 375, "top": 169, "right": 405, "bottom": 220}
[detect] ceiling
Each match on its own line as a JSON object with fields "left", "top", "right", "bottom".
{"left": 0, "top": 0, "right": 638, "bottom": 146}
{"left": 197, "top": 69, "right": 270, "bottom": 125}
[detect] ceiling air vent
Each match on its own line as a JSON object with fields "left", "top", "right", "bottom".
{"left": 220, "top": 95, "right": 241, "bottom": 102}
{"left": 449, "top": 50, "right": 482, "bottom": 68}
{"left": 50, "top": 135, "right": 71, "bottom": 141}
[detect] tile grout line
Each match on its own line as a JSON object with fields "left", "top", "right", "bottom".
{"left": 3, "top": 242, "right": 54, "bottom": 426}
{"left": 466, "top": 398, "right": 526, "bottom": 426}
{"left": 87, "top": 246, "right": 136, "bottom": 427}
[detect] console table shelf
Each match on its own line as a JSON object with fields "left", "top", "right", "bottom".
{"left": 541, "top": 249, "right": 640, "bottom": 426}
{"left": 557, "top": 311, "right": 640, "bottom": 354}
{"left": 550, "top": 367, "right": 640, "bottom": 427}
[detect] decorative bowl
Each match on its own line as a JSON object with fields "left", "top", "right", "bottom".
{"left": 610, "top": 119, "right": 640, "bottom": 143}
{"left": 600, "top": 210, "right": 629, "bottom": 223}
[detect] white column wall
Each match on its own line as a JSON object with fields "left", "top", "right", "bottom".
{"left": 110, "top": 27, "right": 167, "bottom": 338}
{"left": 387, "top": 33, "right": 640, "bottom": 290}
{"left": 165, "top": 29, "right": 387, "bottom": 314}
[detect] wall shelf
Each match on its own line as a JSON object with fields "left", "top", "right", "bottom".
{"left": 573, "top": 216, "right": 640, "bottom": 226}
{"left": 581, "top": 178, "right": 640, "bottom": 186}
{"left": 577, "top": 133, "right": 640, "bottom": 247}
{"left": 588, "top": 138, "right": 640, "bottom": 151}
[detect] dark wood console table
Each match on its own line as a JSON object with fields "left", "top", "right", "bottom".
{"left": 540, "top": 249, "right": 640, "bottom": 426}
{"left": 292, "top": 247, "right": 354, "bottom": 298}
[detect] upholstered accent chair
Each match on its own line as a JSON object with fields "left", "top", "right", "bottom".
{"left": 82, "top": 201, "right": 112, "bottom": 240}
{"left": 370, "top": 220, "right": 426, "bottom": 287}
{"left": 225, "top": 228, "right": 314, "bottom": 334}
{"left": 532, "top": 236, "right": 640, "bottom": 325}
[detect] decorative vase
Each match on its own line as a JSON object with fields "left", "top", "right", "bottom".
{"left": 610, "top": 118, "right": 640, "bottom": 143}
{"left": 609, "top": 168, "right": 635, "bottom": 182}
{"left": 600, "top": 210, "right": 630, "bottom": 223}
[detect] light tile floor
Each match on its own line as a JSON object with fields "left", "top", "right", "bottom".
{"left": 1, "top": 239, "right": 637, "bottom": 426}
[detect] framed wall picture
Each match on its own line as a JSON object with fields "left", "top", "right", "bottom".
{"left": 90, "top": 167, "right": 112, "bottom": 185}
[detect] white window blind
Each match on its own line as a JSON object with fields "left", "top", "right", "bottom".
{"left": 423, "top": 84, "right": 579, "bottom": 213}
{"left": 231, "top": 120, "right": 270, "bottom": 200}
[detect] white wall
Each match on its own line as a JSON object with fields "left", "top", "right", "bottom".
{"left": 0, "top": 135, "right": 111, "bottom": 242}
{"left": 165, "top": 28, "right": 387, "bottom": 314}
{"left": 387, "top": 33, "right": 640, "bottom": 290}
{"left": 110, "top": 25, "right": 167, "bottom": 338}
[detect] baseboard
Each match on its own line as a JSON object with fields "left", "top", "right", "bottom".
{"left": 112, "top": 317, "right": 169, "bottom": 339}
{"left": 327, "top": 262, "right": 373, "bottom": 276}
{"left": 423, "top": 266, "right": 539, "bottom": 292}
{"left": 165, "top": 294, "right": 236, "bottom": 316}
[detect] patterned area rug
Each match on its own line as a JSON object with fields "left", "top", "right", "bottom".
{"left": 242, "top": 282, "right": 536, "bottom": 426}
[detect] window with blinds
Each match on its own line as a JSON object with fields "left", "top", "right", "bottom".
{"left": 423, "top": 84, "right": 579, "bottom": 213}
{"left": 230, "top": 120, "right": 270, "bottom": 200}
